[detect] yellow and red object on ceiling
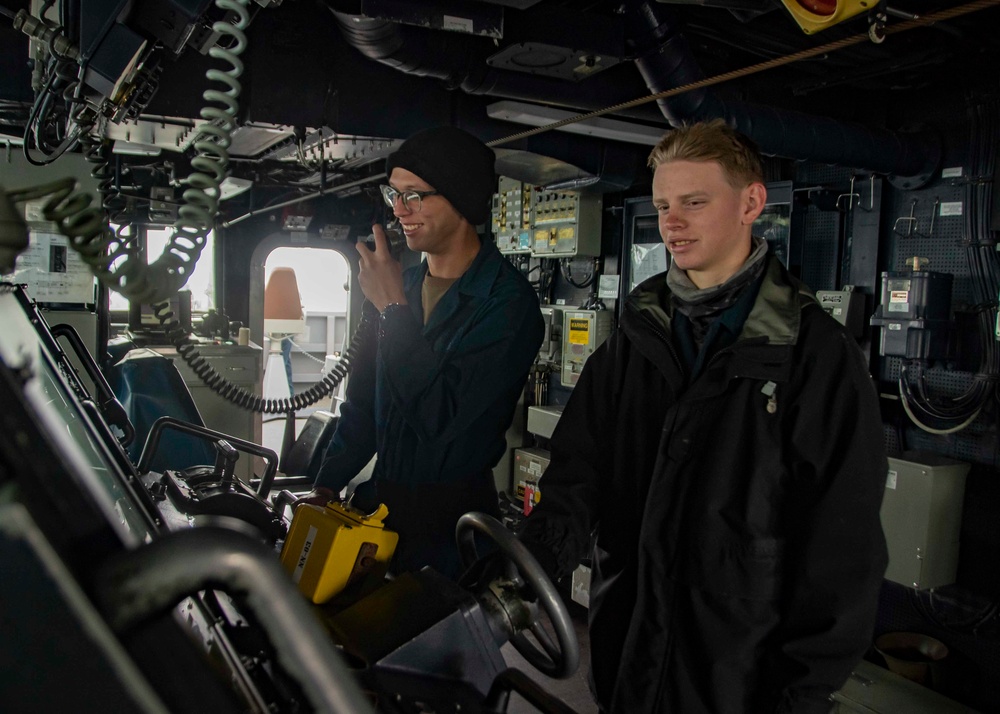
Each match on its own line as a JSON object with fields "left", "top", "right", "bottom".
{"left": 779, "top": 0, "right": 874, "bottom": 34}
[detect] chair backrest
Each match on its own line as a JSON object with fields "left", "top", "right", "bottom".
{"left": 108, "top": 348, "right": 215, "bottom": 470}
{"left": 280, "top": 410, "right": 339, "bottom": 478}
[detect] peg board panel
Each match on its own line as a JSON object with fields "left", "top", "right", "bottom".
{"left": 797, "top": 164, "right": 852, "bottom": 186}
{"left": 886, "top": 182, "right": 974, "bottom": 307}
{"left": 799, "top": 209, "right": 839, "bottom": 292}
{"left": 793, "top": 147, "right": 996, "bottom": 467}
{"left": 884, "top": 358, "right": 999, "bottom": 466}
{"left": 794, "top": 164, "right": 854, "bottom": 292}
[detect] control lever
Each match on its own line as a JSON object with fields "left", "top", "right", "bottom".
{"left": 214, "top": 439, "right": 239, "bottom": 488}
{"left": 138, "top": 416, "right": 278, "bottom": 498}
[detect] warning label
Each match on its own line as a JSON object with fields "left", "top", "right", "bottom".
{"left": 569, "top": 318, "right": 590, "bottom": 345}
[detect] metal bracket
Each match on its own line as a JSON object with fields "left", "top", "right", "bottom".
{"left": 893, "top": 197, "right": 938, "bottom": 239}
{"left": 836, "top": 174, "right": 875, "bottom": 212}
{"left": 868, "top": 0, "right": 888, "bottom": 43}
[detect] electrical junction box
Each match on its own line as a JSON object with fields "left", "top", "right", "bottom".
{"left": 870, "top": 270, "right": 953, "bottom": 359}
{"left": 526, "top": 404, "right": 563, "bottom": 439}
{"left": 513, "top": 447, "right": 550, "bottom": 516}
{"left": 880, "top": 452, "right": 969, "bottom": 590}
{"left": 280, "top": 500, "right": 398, "bottom": 604}
{"left": 816, "top": 286, "right": 865, "bottom": 339}
{"left": 530, "top": 189, "right": 602, "bottom": 257}
{"left": 491, "top": 176, "right": 533, "bottom": 255}
{"left": 561, "top": 309, "right": 613, "bottom": 387}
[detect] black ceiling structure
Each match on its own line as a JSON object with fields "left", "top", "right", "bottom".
{"left": 1, "top": 0, "right": 999, "bottom": 201}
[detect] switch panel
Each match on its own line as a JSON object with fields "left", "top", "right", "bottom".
{"left": 491, "top": 176, "right": 533, "bottom": 255}
{"left": 530, "top": 189, "right": 602, "bottom": 257}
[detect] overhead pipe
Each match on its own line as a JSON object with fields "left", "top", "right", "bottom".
{"left": 330, "top": 2, "right": 939, "bottom": 185}
{"left": 329, "top": 7, "right": 656, "bottom": 188}
{"left": 329, "top": 9, "right": 668, "bottom": 125}
{"left": 629, "top": 1, "right": 939, "bottom": 184}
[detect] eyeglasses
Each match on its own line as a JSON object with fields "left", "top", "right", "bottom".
{"left": 380, "top": 184, "right": 439, "bottom": 213}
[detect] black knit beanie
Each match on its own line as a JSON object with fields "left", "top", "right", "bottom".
{"left": 385, "top": 127, "right": 496, "bottom": 225}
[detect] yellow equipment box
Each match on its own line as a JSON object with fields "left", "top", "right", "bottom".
{"left": 280, "top": 500, "right": 398, "bottom": 604}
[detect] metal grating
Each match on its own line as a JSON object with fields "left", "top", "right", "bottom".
{"left": 887, "top": 182, "right": 975, "bottom": 307}
{"left": 883, "top": 423, "right": 901, "bottom": 455}
{"left": 884, "top": 360, "right": 999, "bottom": 466}
{"left": 797, "top": 164, "right": 852, "bottom": 186}
{"left": 800, "top": 210, "right": 839, "bottom": 291}
{"left": 871, "top": 94, "right": 999, "bottom": 469}
{"left": 883, "top": 358, "right": 978, "bottom": 391}
{"left": 791, "top": 142, "right": 996, "bottom": 467}
{"left": 905, "top": 425, "right": 1000, "bottom": 467}
{"left": 795, "top": 164, "right": 852, "bottom": 292}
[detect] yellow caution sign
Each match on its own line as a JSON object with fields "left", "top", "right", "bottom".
{"left": 568, "top": 318, "right": 590, "bottom": 345}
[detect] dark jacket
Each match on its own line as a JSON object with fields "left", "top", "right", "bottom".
{"left": 519, "top": 255, "right": 888, "bottom": 713}
{"left": 316, "top": 238, "right": 544, "bottom": 578}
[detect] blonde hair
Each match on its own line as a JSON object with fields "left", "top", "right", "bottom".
{"left": 647, "top": 119, "right": 764, "bottom": 188}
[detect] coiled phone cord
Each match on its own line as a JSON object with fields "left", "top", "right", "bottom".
{"left": 19, "top": 0, "right": 251, "bottom": 305}
{"left": 16, "top": 0, "right": 365, "bottom": 417}
{"left": 146, "top": 0, "right": 361, "bottom": 415}
{"left": 80, "top": 131, "right": 131, "bottom": 228}
{"left": 172, "top": 0, "right": 249, "bottom": 290}
{"left": 153, "top": 301, "right": 377, "bottom": 414}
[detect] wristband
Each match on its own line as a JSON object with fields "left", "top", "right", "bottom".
{"left": 380, "top": 302, "right": 404, "bottom": 318}
{"left": 379, "top": 302, "right": 405, "bottom": 338}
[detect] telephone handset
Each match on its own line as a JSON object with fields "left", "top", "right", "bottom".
{"left": 363, "top": 221, "right": 408, "bottom": 258}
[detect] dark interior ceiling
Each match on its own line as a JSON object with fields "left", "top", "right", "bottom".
{"left": 2, "top": 0, "right": 999, "bottom": 206}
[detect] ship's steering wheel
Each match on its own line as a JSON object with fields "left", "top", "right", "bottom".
{"left": 456, "top": 512, "right": 579, "bottom": 679}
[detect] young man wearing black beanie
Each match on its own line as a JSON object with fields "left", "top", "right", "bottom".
{"left": 298, "top": 126, "right": 544, "bottom": 580}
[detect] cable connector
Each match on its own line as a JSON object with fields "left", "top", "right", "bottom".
{"left": 12, "top": 9, "right": 80, "bottom": 61}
